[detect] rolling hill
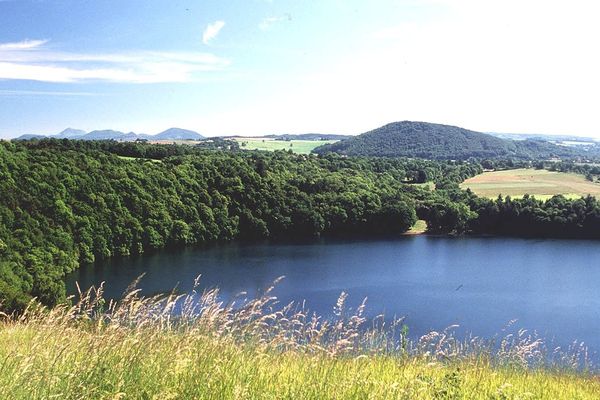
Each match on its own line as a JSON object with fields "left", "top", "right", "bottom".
{"left": 13, "top": 134, "right": 46, "bottom": 141}
{"left": 313, "top": 121, "right": 596, "bottom": 160}
{"left": 154, "top": 128, "right": 204, "bottom": 140}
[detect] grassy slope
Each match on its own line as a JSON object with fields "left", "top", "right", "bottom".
{"left": 0, "top": 286, "right": 598, "bottom": 399}
{"left": 234, "top": 138, "right": 338, "bottom": 154}
{"left": 461, "top": 168, "right": 600, "bottom": 200}
{"left": 1, "top": 322, "right": 598, "bottom": 399}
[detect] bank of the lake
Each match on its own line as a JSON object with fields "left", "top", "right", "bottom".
{"left": 66, "top": 235, "right": 600, "bottom": 357}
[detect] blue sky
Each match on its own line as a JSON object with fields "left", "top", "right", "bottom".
{"left": 1, "top": 0, "right": 599, "bottom": 138}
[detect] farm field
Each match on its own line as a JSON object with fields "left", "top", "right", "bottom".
{"left": 233, "top": 137, "right": 338, "bottom": 154}
{"left": 461, "top": 168, "right": 600, "bottom": 200}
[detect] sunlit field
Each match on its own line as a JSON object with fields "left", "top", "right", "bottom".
{"left": 234, "top": 137, "right": 338, "bottom": 154}
{"left": 405, "top": 219, "right": 428, "bottom": 235}
{"left": 461, "top": 168, "right": 600, "bottom": 200}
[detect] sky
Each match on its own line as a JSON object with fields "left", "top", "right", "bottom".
{"left": 1, "top": 0, "right": 600, "bottom": 138}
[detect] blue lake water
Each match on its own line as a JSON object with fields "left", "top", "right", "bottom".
{"left": 65, "top": 236, "right": 600, "bottom": 355}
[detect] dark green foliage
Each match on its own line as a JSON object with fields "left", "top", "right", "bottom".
{"left": 468, "top": 193, "right": 600, "bottom": 239}
{"left": 313, "top": 121, "right": 592, "bottom": 160}
{"left": 545, "top": 161, "right": 600, "bottom": 181}
{"left": 2, "top": 140, "right": 478, "bottom": 311}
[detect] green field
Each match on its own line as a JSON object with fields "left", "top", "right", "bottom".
{"left": 411, "top": 181, "right": 436, "bottom": 190}
{"left": 405, "top": 219, "right": 428, "bottom": 234}
{"left": 234, "top": 137, "right": 338, "bottom": 154}
{"left": 117, "top": 155, "right": 161, "bottom": 163}
{"left": 461, "top": 168, "right": 600, "bottom": 200}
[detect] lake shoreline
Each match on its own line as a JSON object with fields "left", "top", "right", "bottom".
{"left": 66, "top": 235, "right": 600, "bottom": 359}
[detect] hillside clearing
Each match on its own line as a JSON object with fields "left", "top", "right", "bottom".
{"left": 461, "top": 168, "right": 600, "bottom": 200}
{"left": 117, "top": 155, "right": 162, "bottom": 163}
{"left": 405, "top": 219, "right": 428, "bottom": 234}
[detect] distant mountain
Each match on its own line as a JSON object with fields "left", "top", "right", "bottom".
{"left": 313, "top": 121, "right": 596, "bottom": 160}
{"left": 56, "top": 128, "right": 87, "bottom": 139}
{"left": 14, "top": 134, "right": 46, "bottom": 141}
{"left": 83, "top": 130, "right": 130, "bottom": 140}
{"left": 16, "top": 128, "right": 87, "bottom": 140}
{"left": 489, "top": 132, "right": 599, "bottom": 143}
{"left": 11, "top": 127, "right": 203, "bottom": 142}
{"left": 154, "top": 128, "right": 203, "bottom": 140}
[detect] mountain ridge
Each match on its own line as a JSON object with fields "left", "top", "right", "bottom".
{"left": 14, "top": 127, "right": 204, "bottom": 141}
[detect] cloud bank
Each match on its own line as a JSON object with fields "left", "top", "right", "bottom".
{"left": 0, "top": 40, "right": 229, "bottom": 83}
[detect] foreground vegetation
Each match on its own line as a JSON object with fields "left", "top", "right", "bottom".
{"left": 0, "top": 281, "right": 597, "bottom": 399}
{"left": 460, "top": 168, "right": 600, "bottom": 200}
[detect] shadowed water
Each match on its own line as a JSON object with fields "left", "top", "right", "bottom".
{"left": 66, "top": 236, "right": 600, "bottom": 355}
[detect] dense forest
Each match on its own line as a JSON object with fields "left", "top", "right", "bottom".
{"left": 466, "top": 193, "right": 600, "bottom": 237}
{"left": 313, "top": 121, "right": 598, "bottom": 160}
{"left": 0, "top": 139, "right": 479, "bottom": 311}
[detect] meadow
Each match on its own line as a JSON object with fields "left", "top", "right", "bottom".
{"left": 233, "top": 137, "right": 338, "bottom": 154}
{"left": 460, "top": 168, "right": 600, "bottom": 200}
{"left": 0, "top": 281, "right": 597, "bottom": 399}
{"left": 405, "top": 219, "right": 428, "bottom": 235}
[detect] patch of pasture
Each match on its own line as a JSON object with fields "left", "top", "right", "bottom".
{"left": 460, "top": 168, "right": 600, "bottom": 200}
{"left": 233, "top": 137, "right": 338, "bottom": 154}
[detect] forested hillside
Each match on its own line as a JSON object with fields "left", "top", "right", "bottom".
{"left": 5, "top": 139, "right": 600, "bottom": 312}
{"left": 313, "top": 121, "right": 592, "bottom": 160}
{"left": 0, "top": 140, "right": 480, "bottom": 311}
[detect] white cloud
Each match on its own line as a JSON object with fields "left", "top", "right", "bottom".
{"left": 0, "top": 39, "right": 48, "bottom": 50}
{"left": 202, "top": 20, "right": 225, "bottom": 45}
{"left": 0, "top": 89, "right": 99, "bottom": 96}
{"left": 259, "top": 14, "right": 291, "bottom": 31}
{"left": 0, "top": 40, "right": 229, "bottom": 83}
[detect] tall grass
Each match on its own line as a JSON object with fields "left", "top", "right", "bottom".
{"left": 0, "top": 277, "right": 598, "bottom": 399}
